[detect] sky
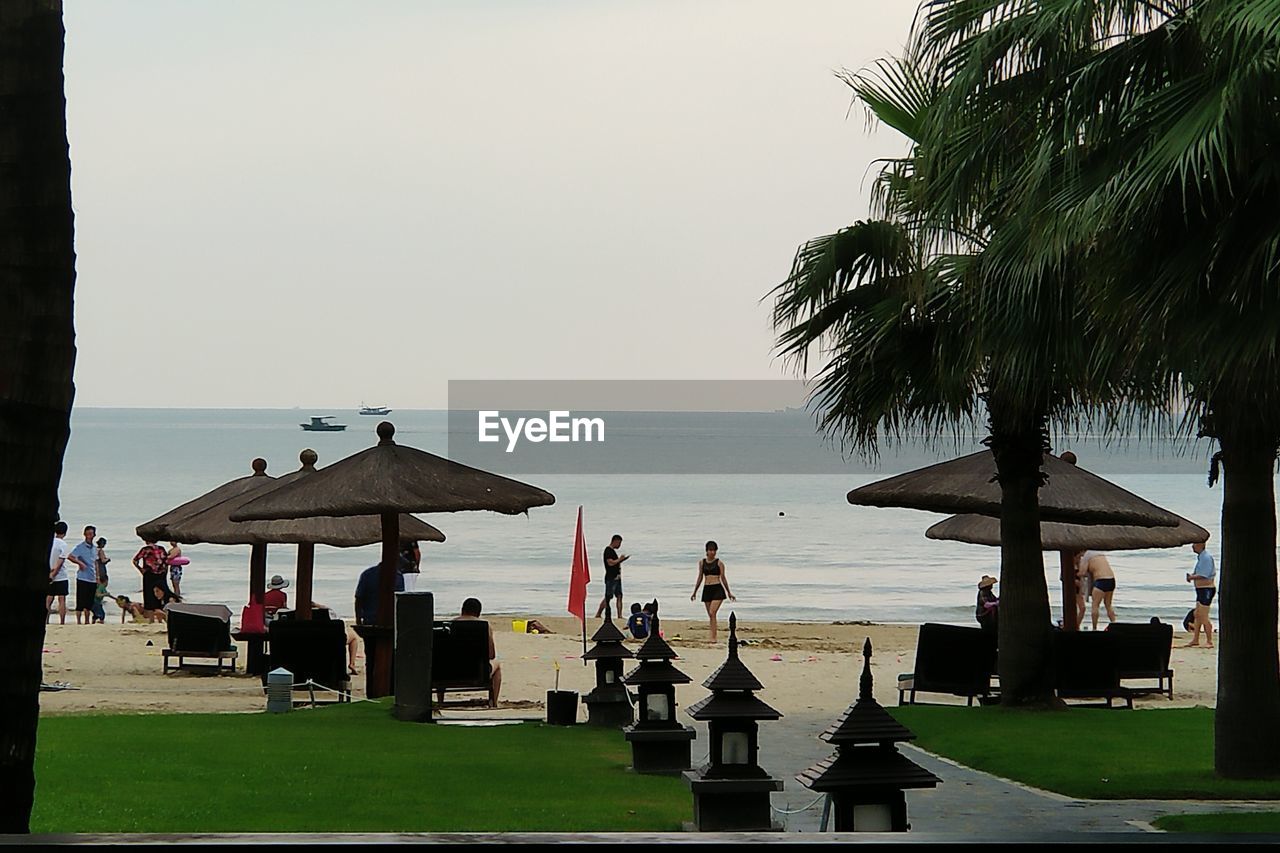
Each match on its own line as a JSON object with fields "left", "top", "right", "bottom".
{"left": 63, "top": 0, "right": 916, "bottom": 408}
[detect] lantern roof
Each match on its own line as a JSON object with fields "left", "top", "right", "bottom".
{"left": 796, "top": 747, "right": 941, "bottom": 792}
{"left": 590, "top": 606, "right": 628, "bottom": 644}
{"left": 686, "top": 691, "right": 782, "bottom": 721}
{"left": 624, "top": 659, "right": 692, "bottom": 686}
{"left": 823, "top": 638, "right": 916, "bottom": 745}
{"left": 633, "top": 614, "right": 680, "bottom": 661}
{"left": 583, "top": 643, "right": 634, "bottom": 661}
{"left": 702, "top": 613, "right": 765, "bottom": 692}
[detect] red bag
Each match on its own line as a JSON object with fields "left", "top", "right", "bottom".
{"left": 240, "top": 602, "right": 266, "bottom": 634}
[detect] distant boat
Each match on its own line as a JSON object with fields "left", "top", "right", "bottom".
{"left": 358, "top": 403, "right": 392, "bottom": 416}
{"left": 301, "top": 416, "right": 347, "bottom": 432}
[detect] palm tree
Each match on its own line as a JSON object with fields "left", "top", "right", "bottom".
{"left": 771, "top": 55, "right": 1116, "bottom": 706}
{"left": 0, "top": 0, "right": 79, "bottom": 832}
{"left": 911, "top": 0, "right": 1280, "bottom": 777}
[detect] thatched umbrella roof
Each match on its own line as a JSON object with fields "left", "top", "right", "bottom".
{"left": 162, "top": 450, "right": 445, "bottom": 547}
{"left": 847, "top": 450, "right": 1180, "bottom": 527}
{"left": 231, "top": 422, "right": 555, "bottom": 521}
{"left": 925, "top": 513, "right": 1208, "bottom": 551}
{"left": 227, "top": 422, "right": 555, "bottom": 700}
{"left": 136, "top": 458, "right": 274, "bottom": 542}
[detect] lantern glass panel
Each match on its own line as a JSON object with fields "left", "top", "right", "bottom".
{"left": 722, "top": 731, "right": 749, "bottom": 764}
{"left": 853, "top": 803, "right": 893, "bottom": 832}
{"left": 604, "top": 670, "right": 615, "bottom": 684}
{"left": 645, "top": 693, "right": 670, "bottom": 721}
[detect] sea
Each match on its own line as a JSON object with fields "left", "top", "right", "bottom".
{"left": 55, "top": 408, "right": 1273, "bottom": 627}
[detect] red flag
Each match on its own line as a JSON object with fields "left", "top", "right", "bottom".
{"left": 567, "top": 506, "right": 590, "bottom": 622}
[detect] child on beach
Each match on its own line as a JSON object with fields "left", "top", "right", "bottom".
{"left": 167, "top": 541, "right": 184, "bottom": 597}
{"left": 626, "top": 602, "right": 651, "bottom": 640}
{"left": 91, "top": 538, "right": 110, "bottom": 624}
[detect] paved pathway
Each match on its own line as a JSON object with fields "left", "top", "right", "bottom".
{"left": 679, "top": 714, "right": 1280, "bottom": 835}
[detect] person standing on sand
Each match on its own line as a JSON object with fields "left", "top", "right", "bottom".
{"left": 48, "top": 521, "right": 71, "bottom": 624}
{"left": 1185, "top": 539, "right": 1216, "bottom": 648}
{"left": 691, "top": 540, "right": 735, "bottom": 643}
{"left": 1077, "top": 550, "right": 1117, "bottom": 630}
{"left": 595, "top": 534, "right": 629, "bottom": 619}
{"left": 1073, "top": 549, "right": 1099, "bottom": 627}
{"left": 68, "top": 525, "right": 98, "bottom": 625}
{"left": 132, "top": 536, "right": 171, "bottom": 615}
{"left": 166, "top": 541, "right": 184, "bottom": 597}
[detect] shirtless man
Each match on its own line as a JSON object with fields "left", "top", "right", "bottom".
{"left": 1077, "top": 550, "right": 1117, "bottom": 630}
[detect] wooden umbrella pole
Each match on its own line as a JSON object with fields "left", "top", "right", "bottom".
{"left": 367, "top": 511, "right": 400, "bottom": 699}
{"left": 296, "top": 543, "right": 315, "bottom": 620}
{"left": 249, "top": 543, "right": 268, "bottom": 604}
{"left": 1060, "top": 551, "right": 1078, "bottom": 632}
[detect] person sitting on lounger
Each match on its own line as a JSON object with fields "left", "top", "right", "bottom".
{"left": 449, "top": 597, "right": 501, "bottom": 708}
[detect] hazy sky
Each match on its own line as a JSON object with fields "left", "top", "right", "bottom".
{"left": 64, "top": 1, "right": 915, "bottom": 407}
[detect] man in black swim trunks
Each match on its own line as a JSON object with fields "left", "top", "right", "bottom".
{"left": 594, "top": 534, "right": 628, "bottom": 619}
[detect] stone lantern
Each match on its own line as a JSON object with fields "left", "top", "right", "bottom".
{"left": 683, "top": 613, "right": 784, "bottom": 832}
{"left": 582, "top": 605, "right": 634, "bottom": 727}
{"left": 622, "top": 614, "right": 695, "bottom": 773}
{"left": 797, "top": 638, "right": 941, "bottom": 832}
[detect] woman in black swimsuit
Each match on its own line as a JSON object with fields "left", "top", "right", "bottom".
{"left": 690, "top": 540, "right": 735, "bottom": 643}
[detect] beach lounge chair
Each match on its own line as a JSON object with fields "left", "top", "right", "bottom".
{"left": 897, "top": 623, "right": 998, "bottom": 706}
{"left": 264, "top": 617, "right": 351, "bottom": 704}
{"left": 162, "top": 603, "right": 237, "bottom": 674}
{"left": 432, "top": 619, "right": 493, "bottom": 708}
{"left": 1052, "top": 630, "right": 1133, "bottom": 709}
{"left": 1106, "top": 620, "right": 1174, "bottom": 699}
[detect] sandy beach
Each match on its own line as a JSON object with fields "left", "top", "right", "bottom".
{"left": 37, "top": 615, "right": 1220, "bottom": 717}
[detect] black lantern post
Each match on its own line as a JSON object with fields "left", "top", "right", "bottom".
{"left": 797, "top": 638, "right": 941, "bottom": 832}
{"left": 683, "top": 613, "right": 784, "bottom": 832}
{"left": 582, "top": 605, "right": 634, "bottom": 727}
{"left": 622, "top": 614, "right": 695, "bottom": 773}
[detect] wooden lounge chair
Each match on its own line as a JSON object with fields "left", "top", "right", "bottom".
{"left": 897, "top": 623, "right": 998, "bottom": 706}
{"left": 163, "top": 603, "right": 237, "bottom": 674}
{"left": 1106, "top": 620, "right": 1174, "bottom": 699}
{"left": 1052, "top": 630, "right": 1133, "bottom": 709}
{"left": 264, "top": 616, "right": 351, "bottom": 704}
{"left": 432, "top": 619, "right": 494, "bottom": 708}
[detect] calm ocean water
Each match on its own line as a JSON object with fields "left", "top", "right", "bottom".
{"left": 55, "top": 408, "right": 1273, "bottom": 627}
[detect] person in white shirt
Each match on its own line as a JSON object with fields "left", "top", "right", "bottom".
{"left": 47, "top": 521, "right": 71, "bottom": 624}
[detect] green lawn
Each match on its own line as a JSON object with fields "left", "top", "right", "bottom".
{"left": 33, "top": 702, "right": 689, "bottom": 832}
{"left": 1154, "top": 813, "right": 1280, "bottom": 833}
{"left": 890, "top": 706, "right": 1280, "bottom": 801}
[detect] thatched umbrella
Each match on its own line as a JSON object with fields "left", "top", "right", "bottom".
{"left": 925, "top": 513, "right": 1208, "bottom": 551}
{"left": 161, "top": 449, "right": 445, "bottom": 620}
{"left": 926, "top": 508, "right": 1207, "bottom": 631}
{"left": 137, "top": 457, "right": 274, "bottom": 542}
{"left": 231, "top": 422, "right": 556, "bottom": 697}
{"left": 847, "top": 450, "right": 1182, "bottom": 527}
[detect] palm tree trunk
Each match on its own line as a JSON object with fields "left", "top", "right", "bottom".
{"left": 0, "top": 0, "right": 78, "bottom": 833}
{"left": 1214, "top": 431, "right": 1280, "bottom": 778}
{"left": 991, "top": 422, "right": 1056, "bottom": 706}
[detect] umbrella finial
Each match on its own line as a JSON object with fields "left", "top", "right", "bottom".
{"left": 251, "top": 458, "right": 268, "bottom": 475}
{"left": 859, "top": 637, "right": 873, "bottom": 700}
{"left": 377, "top": 421, "right": 396, "bottom": 445}
{"left": 299, "top": 449, "right": 318, "bottom": 469}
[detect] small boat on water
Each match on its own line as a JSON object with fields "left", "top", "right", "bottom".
{"left": 359, "top": 403, "right": 392, "bottom": 416}
{"left": 301, "top": 416, "right": 347, "bottom": 432}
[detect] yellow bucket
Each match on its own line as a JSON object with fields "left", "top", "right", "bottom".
{"left": 512, "top": 619, "right": 527, "bottom": 633}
